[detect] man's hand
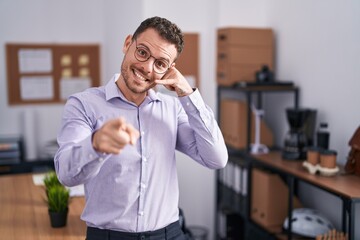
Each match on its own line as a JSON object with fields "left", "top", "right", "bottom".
{"left": 155, "top": 66, "right": 193, "bottom": 97}
{"left": 92, "top": 118, "right": 140, "bottom": 154}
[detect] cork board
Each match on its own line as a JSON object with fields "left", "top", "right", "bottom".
{"left": 6, "top": 43, "right": 100, "bottom": 105}
{"left": 175, "top": 33, "right": 200, "bottom": 88}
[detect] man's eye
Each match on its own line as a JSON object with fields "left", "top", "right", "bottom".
{"left": 137, "top": 48, "right": 149, "bottom": 58}
{"left": 155, "top": 60, "right": 168, "bottom": 69}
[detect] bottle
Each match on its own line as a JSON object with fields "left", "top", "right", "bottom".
{"left": 317, "top": 122, "right": 330, "bottom": 150}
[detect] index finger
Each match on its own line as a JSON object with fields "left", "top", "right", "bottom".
{"left": 123, "top": 123, "right": 140, "bottom": 145}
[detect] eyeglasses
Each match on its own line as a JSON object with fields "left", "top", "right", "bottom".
{"left": 133, "top": 40, "right": 171, "bottom": 74}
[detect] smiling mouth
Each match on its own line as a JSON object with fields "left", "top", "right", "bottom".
{"left": 133, "top": 69, "right": 148, "bottom": 82}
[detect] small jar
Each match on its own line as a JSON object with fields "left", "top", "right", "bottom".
{"left": 320, "top": 150, "right": 337, "bottom": 169}
{"left": 306, "top": 147, "right": 321, "bottom": 165}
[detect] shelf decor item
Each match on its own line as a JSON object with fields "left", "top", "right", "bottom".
{"left": 345, "top": 125, "right": 360, "bottom": 176}
{"left": 44, "top": 171, "right": 70, "bottom": 228}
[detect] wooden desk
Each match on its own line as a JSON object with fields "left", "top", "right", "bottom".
{"left": 250, "top": 151, "right": 360, "bottom": 240}
{"left": 0, "top": 173, "right": 86, "bottom": 240}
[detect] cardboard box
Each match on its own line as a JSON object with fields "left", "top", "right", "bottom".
{"left": 217, "top": 27, "right": 273, "bottom": 48}
{"left": 216, "top": 27, "right": 274, "bottom": 86}
{"left": 217, "top": 46, "right": 274, "bottom": 65}
{"left": 220, "top": 99, "right": 274, "bottom": 149}
{"left": 251, "top": 168, "right": 302, "bottom": 228}
{"left": 217, "top": 63, "right": 260, "bottom": 85}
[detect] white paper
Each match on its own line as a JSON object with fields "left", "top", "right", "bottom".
{"left": 22, "top": 109, "right": 38, "bottom": 160}
{"left": 68, "top": 184, "right": 85, "bottom": 197}
{"left": 242, "top": 168, "right": 248, "bottom": 196}
{"left": 32, "top": 173, "right": 46, "bottom": 186}
{"left": 32, "top": 173, "right": 84, "bottom": 197}
{"left": 60, "top": 77, "right": 91, "bottom": 100}
{"left": 234, "top": 165, "right": 242, "bottom": 194}
{"left": 18, "top": 49, "right": 52, "bottom": 73}
{"left": 20, "top": 76, "right": 54, "bottom": 100}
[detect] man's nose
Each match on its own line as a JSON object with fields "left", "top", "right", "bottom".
{"left": 141, "top": 56, "right": 156, "bottom": 73}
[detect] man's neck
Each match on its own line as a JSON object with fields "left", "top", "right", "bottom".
{"left": 116, "top": 77, "right": 146, "bottom": 106}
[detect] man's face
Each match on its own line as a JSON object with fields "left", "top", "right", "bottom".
{"left": 120, "top": 28, "right": 177, "bottom": 96}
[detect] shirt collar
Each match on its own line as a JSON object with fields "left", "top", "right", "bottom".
{"left": 105, "top": 74, "right": 161, "bottom": 103}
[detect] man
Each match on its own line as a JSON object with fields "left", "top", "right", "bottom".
{"left": 55, "top": 16, "right": 228, "bottom": 240}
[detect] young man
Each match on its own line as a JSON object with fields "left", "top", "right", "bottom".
{"left": 55, "top": 16, "right": 228, "bottom": 240}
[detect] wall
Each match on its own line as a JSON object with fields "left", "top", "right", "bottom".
{"left": 0, "top": 0, "right": 105, "bottom": 159}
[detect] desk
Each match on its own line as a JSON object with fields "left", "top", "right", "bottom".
{"left": 251, "top": 151, "right": 360, "bottom": 240}
{"left": 0, "top": 173, "right": 86, "bottom": 240}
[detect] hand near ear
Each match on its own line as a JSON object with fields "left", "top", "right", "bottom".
{"left": 155, "top": 66, "right": 194, "bottom": 97}
{"left": 92, "top": 117, "right": 140, "bottom": 154}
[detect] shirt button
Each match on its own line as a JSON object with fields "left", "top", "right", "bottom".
{"left": 186, "top": 102, "right": 190, "bottom": 106}
{"left": 138, "top": 211, "right": 144, "bottom": 216}
{"left": 141, "top": 131, "right": 145, "bottom": 136}
{"left": 143, "top": 157, "right": 147, "bottom": 162}
{"left": 98, "top": 157, "right": 104, "bottom": 162}
{"left": 141, "top": 183, "right": 146, "bottom": 189}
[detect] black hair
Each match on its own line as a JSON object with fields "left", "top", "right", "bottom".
{"left": 132, "top": 16, "right": 184, "bottom": 56}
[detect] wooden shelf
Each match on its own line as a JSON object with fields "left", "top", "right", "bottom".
{"left": 251, "top": 151, "right": 360, "bottom": 199}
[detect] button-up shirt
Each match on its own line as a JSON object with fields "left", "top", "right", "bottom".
{"left": 55, "top": 74, "right": 228, "bottom": 232}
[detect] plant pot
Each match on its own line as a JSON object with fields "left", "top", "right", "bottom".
{"left": 48, "top": 208, "right": 68, "bottom": 228}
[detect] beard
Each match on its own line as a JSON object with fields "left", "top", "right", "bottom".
{"left": 120, "top": 60, "right": 156, "bottom": 94}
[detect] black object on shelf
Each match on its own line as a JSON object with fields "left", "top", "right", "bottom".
{"left": 317, "top": 122, "right": 330, "bottom": 150}
{"left": 0, "top": 136, "right": 23, "bottom": 165}
{"left": 282, "top": 108, "right": 317, "bottom": 160}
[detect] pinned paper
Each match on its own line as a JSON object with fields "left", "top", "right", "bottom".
{"left": 60, "top": 77, "right": 91, "bottom": 100}
{"left": 18, "top": 49, "right": 52, "bottom": 73}
{"left": 79, "top": 67, "right": 89, "bottom": 77}
{"left": 78, "top": 54, "right": 89, "bottom": 66}
{"left": 61, "top": 54, "right": 72, "bottom": 66}
{"left": 20, "top": 76, "right": 54, "bottom": 100}
{"left": 62, "top": 68, "right": 72, "bottom": 77}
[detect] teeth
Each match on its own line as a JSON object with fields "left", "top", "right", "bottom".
{"left": 134, "top": 70, "right": 146, "bottom": 81}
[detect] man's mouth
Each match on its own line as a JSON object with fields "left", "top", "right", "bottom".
{"left": 133, "top": 69, "right": 148, "bottom": 82}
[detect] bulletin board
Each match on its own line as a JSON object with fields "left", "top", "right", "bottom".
{"left": 6, "top": 43, "right": 100, "bottom": 105}
{"left": 175, "top": 33, "right": 200, "bottom": 88}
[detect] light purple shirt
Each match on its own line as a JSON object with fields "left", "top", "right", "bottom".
{"left": 55, "top": 74, "right": 228, "bottom": 232}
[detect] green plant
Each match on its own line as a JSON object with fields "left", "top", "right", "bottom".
{"left": 43, "top": 171, "right": 61, "bottom": 190}
{"left": 47, "top": 184, "right": 70, "bottom": 213}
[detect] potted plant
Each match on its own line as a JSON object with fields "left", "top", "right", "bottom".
{"left": 44, "top": 171, "right": 70, "bottom": 228}
{"left": 43, "top": 171, "right": 61, "bottom": 193}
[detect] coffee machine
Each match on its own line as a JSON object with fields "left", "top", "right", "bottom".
{"left": 282, "top": 108, "right": 317, "bottom": 160}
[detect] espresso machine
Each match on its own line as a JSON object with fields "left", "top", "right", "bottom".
{"left": 282, "top": 108, "right": 317, "bottom": 160}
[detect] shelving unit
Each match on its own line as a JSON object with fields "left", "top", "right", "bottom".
{"left": 215, "top": 84, "right": 299, "bottom": 239}
{"left": 215, "top": 85, "right": 360, "bottom": 240}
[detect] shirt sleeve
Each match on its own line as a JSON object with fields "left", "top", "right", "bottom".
{"left": 54, "top": 96, "right": 109, "bottom": 187}
{"left": 177, "top": 89, "right": 228, "bottom": 169}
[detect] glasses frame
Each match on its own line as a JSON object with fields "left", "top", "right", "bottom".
{"left": 133, "top": 39, "right": 171, "bottom": 74}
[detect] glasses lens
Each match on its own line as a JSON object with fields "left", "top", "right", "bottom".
{"left": 134, "top": 42, "right": 170, "bottom": 74}
{"left": 135, "top": 47, "right": 149, "bottom": 61}
{"left": 154, "top": 60, "right": 169, "bottom": 74}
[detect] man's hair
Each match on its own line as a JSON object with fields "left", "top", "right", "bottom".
{"left": 132, "top": 16, "right": 184, "bottom": 57}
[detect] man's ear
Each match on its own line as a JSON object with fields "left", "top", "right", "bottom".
{"left": 122, "top": 35, "right": 133, "bottom": 54}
